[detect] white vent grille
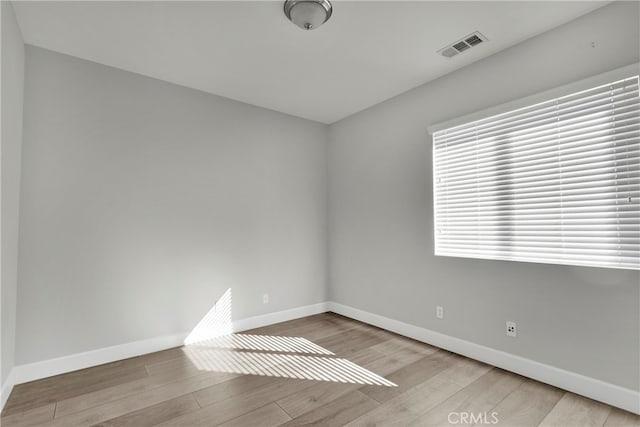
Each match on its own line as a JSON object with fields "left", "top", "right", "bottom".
{"left": 438, "top": 31, "right": 487, "bottom": 58}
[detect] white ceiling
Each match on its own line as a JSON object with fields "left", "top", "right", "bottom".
{"left": 13, "top": 1, "right": 608, "bottom": 123}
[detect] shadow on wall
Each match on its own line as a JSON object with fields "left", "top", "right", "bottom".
{"left": 182, "top": 288, "right": 396, "bottom": 387}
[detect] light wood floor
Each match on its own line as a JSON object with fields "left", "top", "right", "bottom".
{"left": 2, "top": 313, "right": 638, "bottom": 427}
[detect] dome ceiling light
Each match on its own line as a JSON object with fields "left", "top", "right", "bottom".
{"left": 284, "top": 0, "right": 333, "bottom": 31}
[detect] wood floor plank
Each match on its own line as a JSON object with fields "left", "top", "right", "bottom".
{"left": 124, "top": 347, "right": 186, "bottom": 369}
{"left": 345, "top": 400, "right": 418, "bottom": 427}
{"left": 315, "top": 328, "right": 388, "bottom": 357}
{"left": 386, "top": 372, "right": 463, "bottom": 416}
{"left": 345, "top": 372, "right": 462, "bottom": 426}
{"left": 192, "top": 373, "right": 279, "bottom": 408}
{"left": 348, "top": 355, "right": 500, "bottom": 426}
{"left": 2, "top": 364, "right": 148, "bottom": 417}
{"left": 276, "top": 380, "right": 359, "bottom": 419}
{"left": 247, "top": 314, "right": 360, "bottom": 342}
{"left": 437, "top": 355, "right": 493, "bottom": 388}
{"left": 216, "top": 403, "right": 291, "bottom": 427}
{"left": 359, "top": 350, "right": 455, "bottom": 403}
{"left": 346, "top": 347, "right": 387, "bottom": 367}
{"left": 486, "top": 379, "right": 565, "bottom": 427}
{"left": 407, "top": 368, "right": 524, "bottom": 426}
{"left": 91, "top": 394, "right": 200, "bottom": 427}
{"left": 158, "top": 378, "right": 316, "bottom": 426}
{"left": 280, "top": 390, "right": 379, "bottom": 427}
{"left": 55, "top": 355, "right": 208, "bottom": 417}
{"left": 246, "top": 313, "right": 328, "bottom": 334}
{"left": 39, "top": 371, "right": 238, "bottom": 426}
{"left": 539, "top": 393, "right": 612, "bottom": 427}
{"left": 274, "top": 343, "right": 421, "bottom": 419}
{"left": 359, "top": 346, "right": 428, "bottom": 377}
{"left": 0, "top": 402, "right": 56, "bottom": 427}
{"left": 368, "top": 336, "right": 438, "bottom": 357}
{"left": 143, "top": 352, "right": 201, "bottom": 377}
{"left": 271, "top": 319, "right": 354, "bottom": 342}
{"left": 309, "top": 313, "right": 372, "bottom": 335}
{"left": 604, "top": 407, "right": 640, "bottom": 426}
{"left": 6, "top": 354, "right": 155, "bottom": 396}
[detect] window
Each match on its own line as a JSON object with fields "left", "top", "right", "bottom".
{"left": 432, "top": 73, "right": 640, "bottom": 270}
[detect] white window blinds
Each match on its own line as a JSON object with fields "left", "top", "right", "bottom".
{"left": 432, "top": 75, "right": 640, "bottom": 270}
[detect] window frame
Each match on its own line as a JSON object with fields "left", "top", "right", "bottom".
{"left": 428, "top": 63, "right": 640, "bottom": 270}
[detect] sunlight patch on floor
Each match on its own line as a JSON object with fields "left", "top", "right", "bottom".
{"left": 189, "top": 333, "right": 334, "bottom": 355}
{"left": 183, "top": 346, "right": 396, "bottom": 387}
{"left": 183, "top": 287, "right": 396, "bottom": 387}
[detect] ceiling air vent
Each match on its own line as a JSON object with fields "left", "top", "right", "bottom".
{"left": 438, "top": 31, "right": 487, "bottom": 58}
{"left": 452, "top": 41, "right": 470, "bottom": 52}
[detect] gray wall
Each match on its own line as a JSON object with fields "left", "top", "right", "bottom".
{"left": 16, "top": 47, "right": 328, "bottom": 365}
{"left": 1, "top": 1, "right": 24, "bottom": 387}
{"left": 328, "top": 1, "right": 640, "bottom": 390}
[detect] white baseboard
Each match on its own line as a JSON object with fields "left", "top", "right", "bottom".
{"left": 1, "top": 370, "right": 17, "bottom": 411}
{"left": 0, "top": 301, "right": 329, "bottom": 412}
{"left": 9, "top": 333, "right": 188, "bottom": 389}
{"left": 233, "top": 302, "right": 329, "bottom": 332}
{"left": 3, "top": 300, "right": 637, "bottom": 415}
{"left": 327, "top": 301, "right": 640, "bottom": 415}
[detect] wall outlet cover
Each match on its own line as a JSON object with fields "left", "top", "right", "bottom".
{"left": 506, "top": 321, "right": 517, "bottom": 337}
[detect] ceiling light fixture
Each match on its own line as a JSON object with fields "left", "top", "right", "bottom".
{"left": 284, "top": 0, "right": 332, "bottom": 31}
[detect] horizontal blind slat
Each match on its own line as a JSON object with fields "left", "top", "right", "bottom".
{"left": 437, "top": 78, "right": 638, "bottom": 139}
{"left": 436, "top": 99, "right": 639, "bottom": 149}
{"left": 432, "top": 75, "right": 640, "bottom": 270}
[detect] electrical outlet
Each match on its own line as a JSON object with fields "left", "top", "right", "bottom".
{"left": 436, "top": 306, "right": 444, "bottom": 319}
{"left": 506, "top": 321, "right": 517, "bottom": 337}
{"left": 263, "top": 294, "right": 269, "bottom": 304}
